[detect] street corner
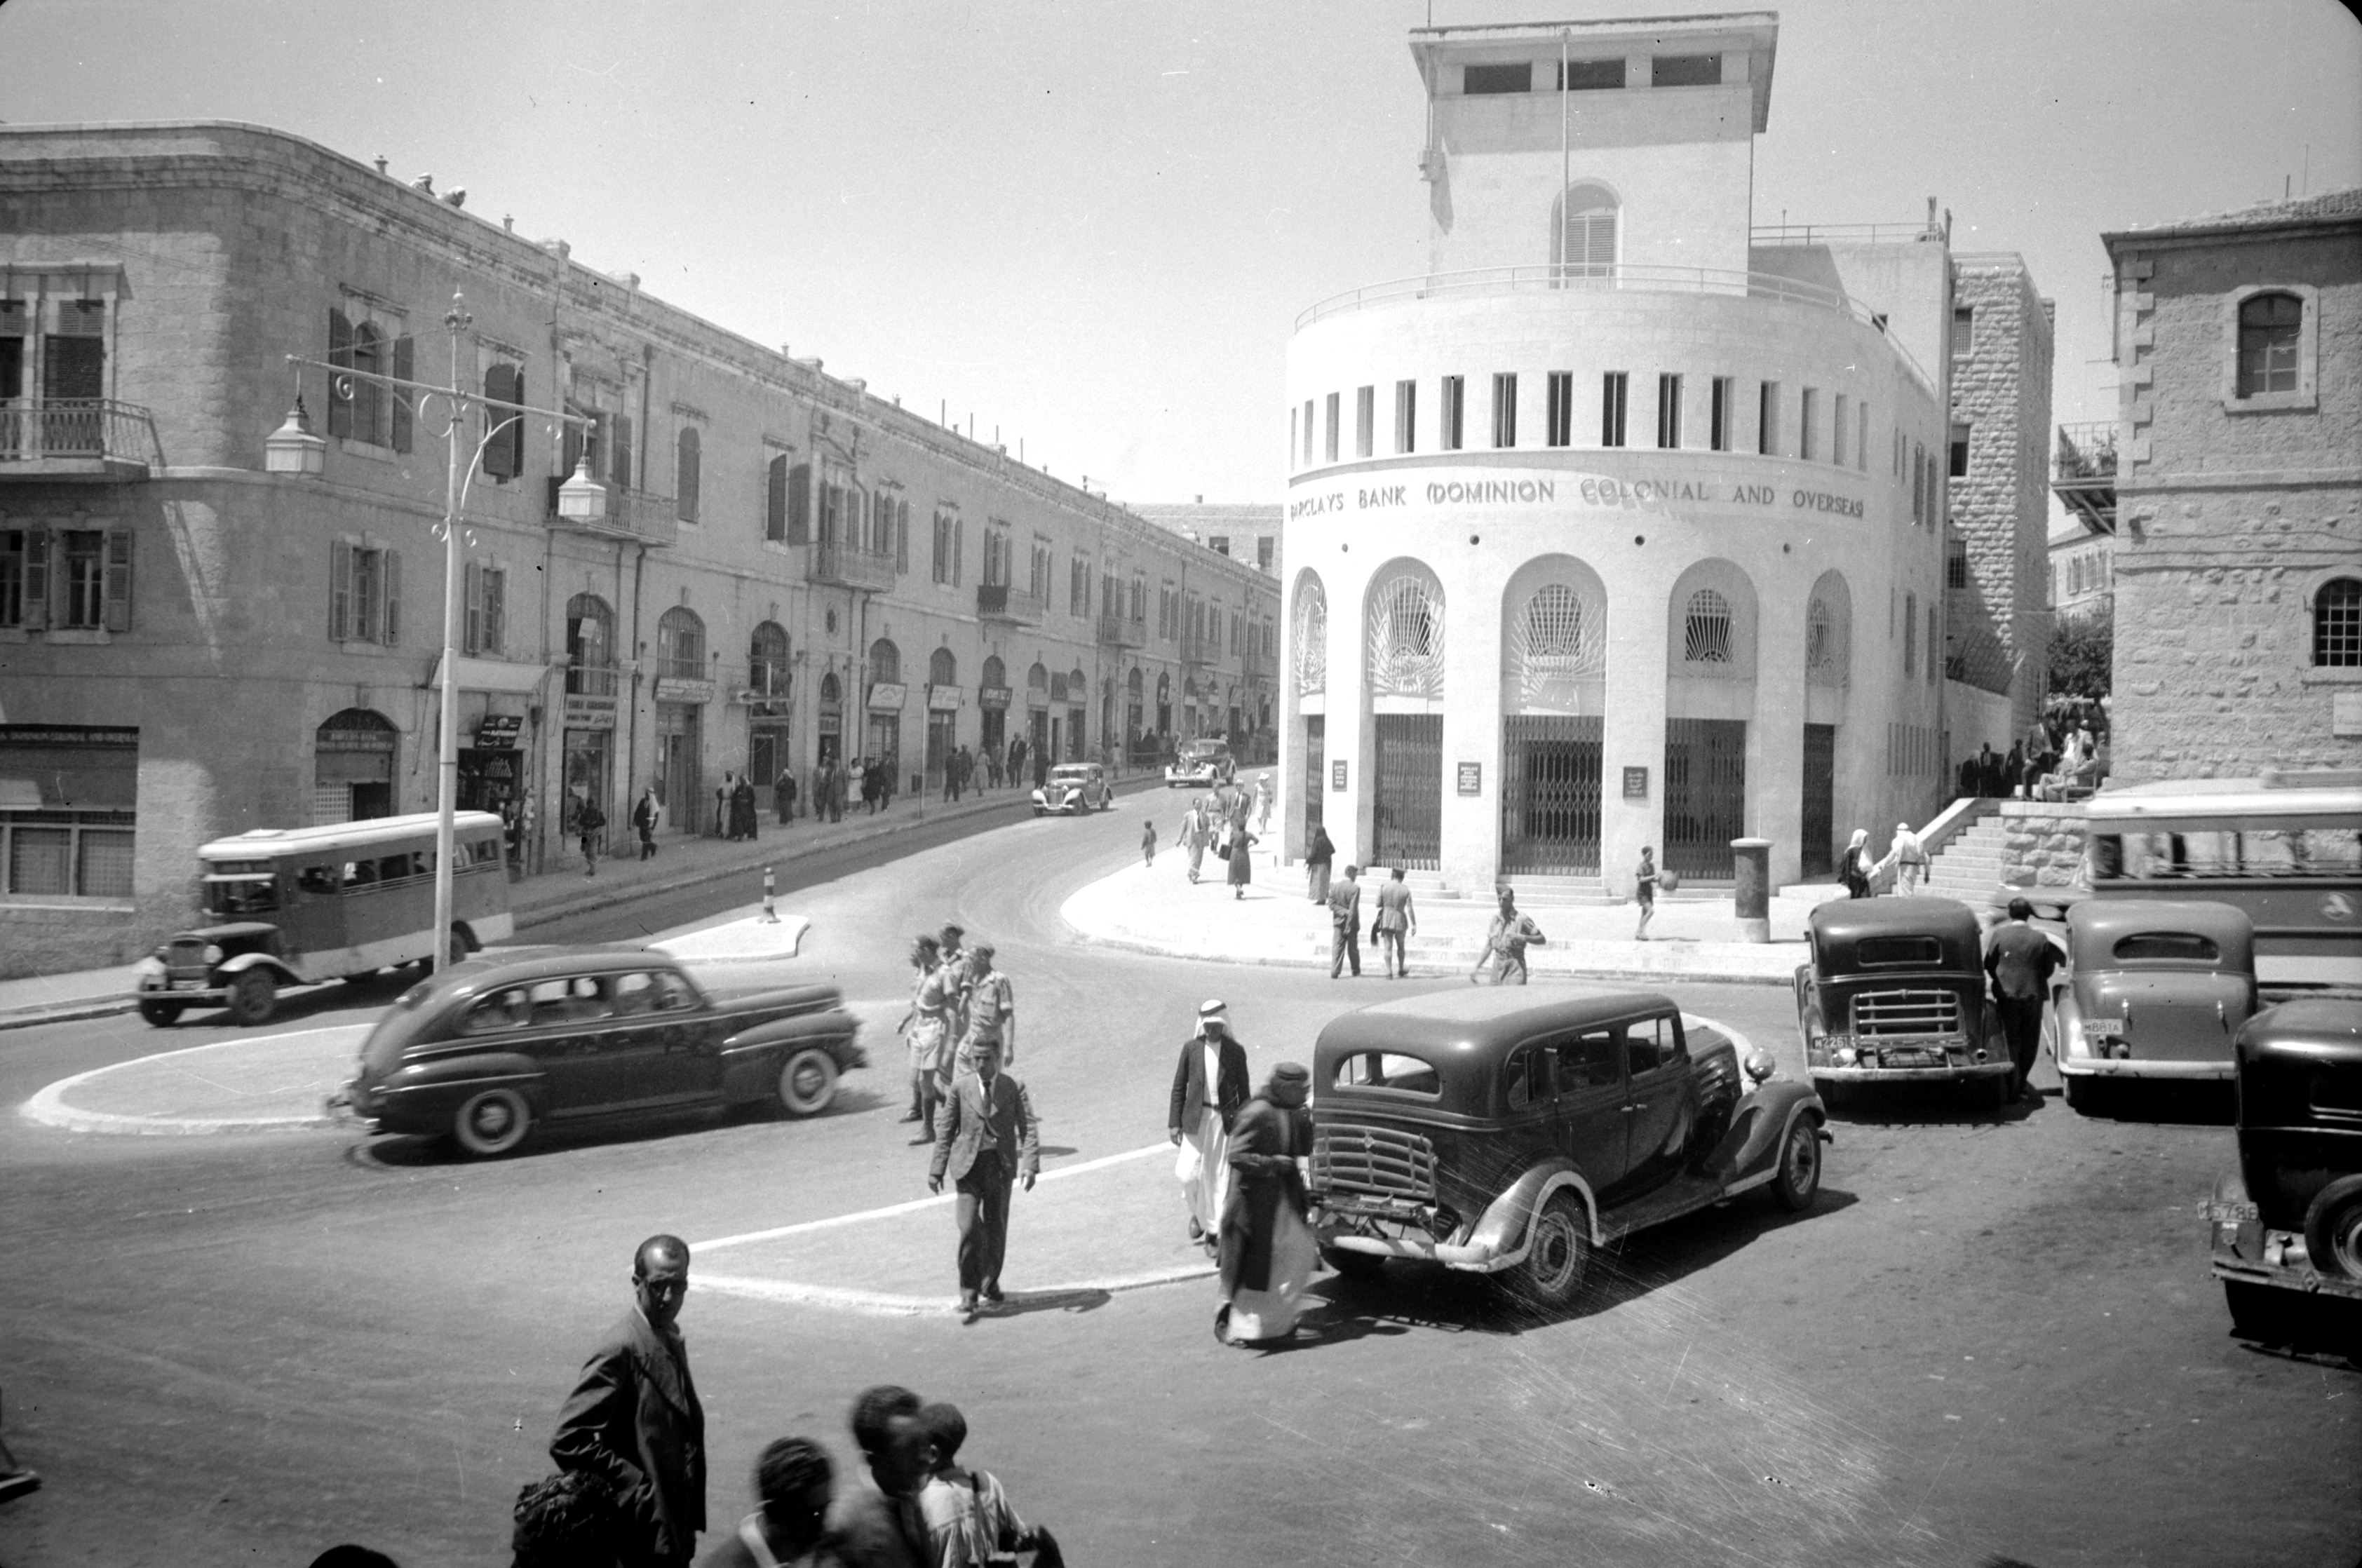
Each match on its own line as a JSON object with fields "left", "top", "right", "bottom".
{"left": 18, "top": 1024, "right": 366, "bottom": 1135}
{"left": 1058, "top": 851, "right": 1330, "bottom": 968}
{"left": 690, "top": 1140, "right": 1217, "bottom": 1317}
{"left": 647, "top": 912, "right": 812, "bottom": 965}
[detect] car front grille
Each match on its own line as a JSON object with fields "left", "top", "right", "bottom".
{"left": 1853, "top": 989, "right": 1962, "bottom": 1037}
{"left": 166, "top": 939, "right": 211, "bottom": 977}
{"left": 1313, "top": 1124, "right": 1438, "bottom": 1203}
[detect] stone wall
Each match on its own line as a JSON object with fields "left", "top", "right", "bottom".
{"left": 1946, "top": 257, "right": 2053, "bottom": 734}
{"left": 1996, "top": 800, "right": 2088, "bottom": 887}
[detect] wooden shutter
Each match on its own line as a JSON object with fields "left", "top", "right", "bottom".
{"left": 22, "top": 529, "right": 48, "bottom": 631}
{"left": 785, "top": 463, "right": 811, "bottom": 544}
{"left": 609, "top": 412, "right": 632, "bottom": 490}
{"left": 766, "top": 454, "right": 788, "bottom": 541}
{"left": 896, "top": 501, "right": 910, "bottom": 571}
{"left": 676, "top": 427, "right": 700, "bottom": 522}
{"left": 102, "top": 529, "right": 133, "bottom": 633}
{"left": 481, "top": 365, "right": 516, "bottom": 479}
{"left": 463, "top": 562, "right": 482, "bottom": 654}
{"left": 506, "top": 365, "right": 527, "bottom": 478}
{"left": 954, "top": 518, "right": 964, "bottom": 586}
{"left": 330, "top": 539, "right": 352, "bottom": 642}
{"left": 326, "top": 309, "right": 353, "bottom": 440}
{"left": 390, "top": 335, "right": 414, "bottom": 452}
{"left": 384, "top": 549, "right": 400, "bottom": 646}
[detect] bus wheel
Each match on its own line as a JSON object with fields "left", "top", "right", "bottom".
{"left": 776, "top": 1048, "right": 840, "bottom": 1117}
{"left": 137, "top": 999, "right": 184, "bottom": 1027}
{"left": 227, "top": 970, "right": 277, "bottom": 1027}
{"left": 452, "top": 1088, "right": 532, "bottom": 1156}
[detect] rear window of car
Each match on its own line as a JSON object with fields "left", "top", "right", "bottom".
{"left": 2112, "top": 932, "right": 2220, "bottom": 963}
{"left": 1332, "top": 1050, "right": 1440, "bottom": 1097}
{"left": 1856, "top": 935, "right": 1943, "bottom": 966}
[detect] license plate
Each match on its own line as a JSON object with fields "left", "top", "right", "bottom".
{"left": 2206, "top": 1200, "right": 2259, "bottom": 1224}
{"left": 2084, "top": 1018, "right": 2124, "bottom": 1039}
{"left": 1821, "top": 1034, "right": 1858, "bottom": 1051}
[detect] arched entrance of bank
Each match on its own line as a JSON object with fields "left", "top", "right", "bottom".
{"left": 1366, "top": 564, "right": 1445, "bottom": 871}
{"left": 1499, "top": 562, "right": 1608, "bottom": 877}
{"left": 1662, "top": 565, "right": 1759, "bottom": 882}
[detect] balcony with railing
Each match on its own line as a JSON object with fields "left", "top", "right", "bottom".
{"left": 814, "top": 540, "right": 896, "bottom": 592}
{"left": 2052, "top": 421, "right": 2117, "bottom": 535}
{"left": 977, "top": 583, "right": 1045, "bottom": 625}
{"left": 544, "top": 475, "right": 679, "bottom": 548}
{"left": 563, "top": 661, "right": 623, "bottom": 699}
{"left": 1180, "top": 630, "right": 1220, "bottom": 668}
{"left": 0, "top": 400, "right": 158, "bottom": 480}
{"left": 1097, "top": 612, "right": 1145, "bottom": 649}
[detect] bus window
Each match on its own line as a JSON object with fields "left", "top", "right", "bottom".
{"left": 297, "top": 865, "right": 339, "bottom": 896}
{"left": 343, "top": 859, "right": 377, "bottom": 890}
{"left": 203, "top": 874, "right": 280, "bottom": 917}
{"left": 378, "top": 852, "right": 419, "bottom": 883}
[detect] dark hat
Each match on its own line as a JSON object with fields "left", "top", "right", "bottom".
{"left": 1271, "top": 1062, "right": 1311, "bottom": 1086}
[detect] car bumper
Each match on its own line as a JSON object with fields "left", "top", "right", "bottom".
{"left": 324, "top": 1083, "right": 382, "bottom": 1133}
{"left": 133, "top": 978, "right": 228, "bottom": 1006}
{"left": 1314, "top": 1223, "right": 1510, "bottom": 1273}
{"left": 2057, "top": 1054, "right": 2232, "bottom": 1081}
{"left": 2211, "top": 1255, "right": 2362, "bottom": 1304}
{"left": 1812, "top": 1059, "right": 2013, "bottom": 1083}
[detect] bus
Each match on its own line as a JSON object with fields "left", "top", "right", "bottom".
{"left": 130, "top": 811, "right": 515, "bottom": 1026}
{"left": 2085, "top": 771, "right": 2362, "bottom": 993}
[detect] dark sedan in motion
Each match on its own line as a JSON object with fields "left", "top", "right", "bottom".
{"left": 332, "top": 948, "right": 865, "bottom": 1156}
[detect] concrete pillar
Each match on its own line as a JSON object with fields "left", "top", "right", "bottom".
{"left": 1600, "top": 557, "right": 1671, "bottom": 898}
{"left": 1754, "top": 572, "right": 1809, "bottom": 887}
{"left": 1440, "top": 560, "right": 1504, "bottom": 895}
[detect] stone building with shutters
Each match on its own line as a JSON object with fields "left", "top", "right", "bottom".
{"left": 1280, "top": 11, "right": 2048, "bottom": 894}
{"left": 0, "top": 121, "right": 1274, "bottom": 977}
{"left": 2096, "top": 188, "right": 2362, "bottom": 782}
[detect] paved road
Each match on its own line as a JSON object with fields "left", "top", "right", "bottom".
{"left": 1, "top": 803, "right": 2354, "bottom": 1567}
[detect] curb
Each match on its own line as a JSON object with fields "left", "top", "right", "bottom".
{"left": 0, "top": 999, "right": 140, "bottom": 1034}
{"left": 18, "top": 1026, "right": 361, "bottom": 1135}
{"left": 1064, "top": 929, "right": 1797, "bottom": 987}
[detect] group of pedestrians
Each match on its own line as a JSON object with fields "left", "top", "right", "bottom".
{"left": 1166, "top": 1000, "right": 1321, "bottom": 1348}
{"left": 519, "top": 1234, "right": 1062, "bottom": 1567}
{"left": 1840, "top": 820, "right": 1930, "bottom": 898}
{"left": 713, "top": 773, "right": 762, "bottom": 842}
{"left": 1168, "top": 771, "right": 1272, "bottom": 899}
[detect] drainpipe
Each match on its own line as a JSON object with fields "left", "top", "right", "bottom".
{"left": 628, "top": 541, "right": 648, "bottom": 831}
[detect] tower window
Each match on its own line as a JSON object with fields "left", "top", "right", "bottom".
{"left": 1601, "top": 372, "right": 1628, "bottom": 447}
{"left": 1650, "top": 53, "right": 1720, "bottom": 86}
{"left": 1464, "top": 62, "right": 1531, "bottom": 95}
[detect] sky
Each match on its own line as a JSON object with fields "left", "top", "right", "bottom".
{"left": 1, "top": 0, "right": 2356, "bottom": 506}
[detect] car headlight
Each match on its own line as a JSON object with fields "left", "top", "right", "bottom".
{"left": 1833, "top": 1046, "right": 1858, "bottom": 1067}
{"left": 201, "top": 944, "right": 225, "bottom": 965}
{"left": 153, "top": 945, "right": 171, "bottom": 961}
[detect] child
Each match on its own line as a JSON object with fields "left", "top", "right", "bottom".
{"left": 1141, "top": 816, "right": 1158, "bottom": 868}
{"left": 915, "top": 1403, "right": 1060, "bottom": 1568}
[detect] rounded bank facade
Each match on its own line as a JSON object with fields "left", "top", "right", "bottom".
{"left": 1278, "top": 13, "right": 1955, "bottom": 896}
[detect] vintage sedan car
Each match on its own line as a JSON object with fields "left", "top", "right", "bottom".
{"left": 1797, "top": 897, "right": 2015, "bottom": 1109}
{"left": 1031, "top": 762, "right": 1112, "bottom": 816}
{"left": 1308, "top": 988, "right": 1828, "bottom": 1308}
{"left": 2206, "top": 998, "right": 2362, "bottom": 1338}
{"left": 1163, "top": 739, "right": 1234, "bottom": 790}
{"left": 330, "top": 947, "right": 865, "bottom": 1156}
{"left": 2052, "top": 899, "right": 2256, "bottom": 1114}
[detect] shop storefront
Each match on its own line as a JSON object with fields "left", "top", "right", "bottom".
{"left": 979, "top": 684, "right": 1010, "bottom": 758}
{"left": 865, "top": 681, "right": 905, "bottom": 780}
{"left": 313, "top": 708, "right": 398, "bottom": 825}
{"left": 562, "top": 687, "right": 617, "bottom": 851}
{"left": 925, "top": 684, "right": 964, "bottom": 789}
{"left": 817, "top": 673, "right": 843, "bottom": 766}
{"left": 458, "top": 710, "right": 525, "bottom": 817}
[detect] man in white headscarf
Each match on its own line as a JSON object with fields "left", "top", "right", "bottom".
{"left": 1168, "top": 999, "right": 1250, "bottom": 1250}
{"left": 1880, "top": 820, "right": 1929, "bottom": 896}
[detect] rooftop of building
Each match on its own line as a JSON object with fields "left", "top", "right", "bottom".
{"left": 2104, "top": 185, "right": 2362, "bottom": 246}
{"left": 1131, "top": 502, "right": 1283, "bottom": 524}
{"left": 1408, "top": 9, "right": 1776, "bottom": 130}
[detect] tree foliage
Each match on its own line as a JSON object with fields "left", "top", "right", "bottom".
{"left": 2048, "top": 609, "right": 2112, "bottom": 699}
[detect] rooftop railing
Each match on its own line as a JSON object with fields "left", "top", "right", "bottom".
{"left": 1749, "top": 220, "right": 1945, "bottom": 247}
{"left": 1294, "top": 264, "right": 1934, "bottom": 393}
{"left": 0, "top": 400, "right": 159, "bottom": 475}
{"left": 813, "top": 540, "right": 896, "bottom": 592}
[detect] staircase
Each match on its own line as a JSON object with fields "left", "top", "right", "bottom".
{"left": 1922, "top": 810, "right": 2012, "bottom": 903}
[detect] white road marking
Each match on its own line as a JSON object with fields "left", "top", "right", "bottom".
{"left": 691, "top": 1138, "right": 1175, "bottom": 1252}
{"left": 19, "top": 1024, "right": 368, "bottom": 1135}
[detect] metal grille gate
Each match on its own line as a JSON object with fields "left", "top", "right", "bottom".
{"left": 1371, "top": 714, "right": 1443, "bottom": 870}
{"left": 1801, "top": 723, "right": 1835, "bottom": 877}
{"left": 1663, "top": 718, "right": 1746, "bottom": 880}
{"left": 1301, "top": 716, "right": 1325, "bottom": 836}
{"left": 1500, "top": 715, "right": 1602, "bottom": 874}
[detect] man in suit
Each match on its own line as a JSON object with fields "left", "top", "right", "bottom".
{"left": 1984, "top": 896, "right": 2060, "bottom": 1103}
{"left": 1327, "top": 864, "right": 1364, "bottom": 978}
{"left": 927, "top": 1038, "right": 1040, "bottom": 1320}
{"left": 551, "top": 1234, "right": 707, "bottom": 1567}
{"left": 1168, "top": 999, "right": 1252, "bottom": 1249}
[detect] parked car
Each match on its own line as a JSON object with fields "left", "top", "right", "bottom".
{"left": 330, "top": 947, "right": 865, "bottom": 1156}
{"left": 1307, "top": 988, "right": 1828, "bottom": 1308}
{"left": 1031, "top": 762, "right": 1112, "bottom": 816}
{"left": 130, "top": 811, "right": 513, "bottom": 1027}
{"left": 2051, "top": 899, "right": 2256, "bottom": 1114}
{"left": 1164, "top": 739, "right": 1234, "bottom": 790}
{"left": 2206, "top": 997, "right": 2362, "bottom": 1338}
{"left": 1796, "top": 897, "right": 2014, "bottom": 1110}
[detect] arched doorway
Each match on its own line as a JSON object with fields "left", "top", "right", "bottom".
{"left": 1365, "top": 562, "right": 1446, "bottom": 870}
{"left": 747, "top": 621, "right": 792, "bottom": 802}
{"left": 1499, "top": 557, "right": 1609, "bottom": 877}
{"left": 980, "top": 656, "right": 1008, "bottom": 758}
{"left": 654, "top": 607, "right": 708, "bottom": 834}
{"left": 868, "top": 639, "right": 904, "bottom": 776}
{"left": 926, "top": 648, "right": 961, "bottom": 792}
{"left": 316, "top": 708, "right": 397, "bottom": 824}
{"left": 818, "top": 672, "right": 844, "bottom": 766}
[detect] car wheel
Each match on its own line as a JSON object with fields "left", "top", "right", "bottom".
{"left": 1771, "top": 1114, "right": 1823, "bottom": 1212}
{"left": 1506, "top": 1191, "right": 1590, "bottom": 1310}
{"left": 2303, "top": 1175, "right": 2362, "bottom": 1280}
{"left": 776, "top": 1048, "right": 841, "bottom": 1117}
{"left": 226, "top": 969, "right": 277, "bottom": 1027}
{"left": 1321, "top": 1245, "right": 1386, "bottom": 1280}
{"left": 136, "top": 998, "right": 184, "bottom": 1027}
{"left": 452, "top": 1088, "right": 532, "bottom": 1157}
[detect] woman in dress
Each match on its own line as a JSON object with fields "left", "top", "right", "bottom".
{"left": 1842, "top": 827, "right": 1875, "bottom": 898}
{"left": 1227, "top": 827, "right": 1257, "bottom": 900}
{"left": 1215, "top": 1062, "right": 1318, "bottom": 1346}
{"left": 1306, "top": 825, "right": 1335, "bottom": 904}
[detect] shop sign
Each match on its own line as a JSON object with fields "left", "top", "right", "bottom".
{"left": 867, "top": 681, "right": 907, "bottom": 712}
{"left": 1026, "top": 686, "right": 1049, "bottom": 710}
{"left": 1331, "top": 760, "right": 1348, "bottom": 792}
{"left": 562, "top": 696, "right": 617, "bottom": 731}
{"left": 980, "top": 686, "right": 1013, "bottom": 710}
{"left": 654, "top": 677, "right": 716, "bottom": 705}
{"left": 926, "top": 685, "right": 965, "bottom": 712}
{"left": 1457, "top": 762, "right": 1482, "bottom": 796}
{"left": 474, "top": 714, "right": 523, "bottom": 750}
{"left": 1622, "top": 766, "right": 1649, "bottom": 800}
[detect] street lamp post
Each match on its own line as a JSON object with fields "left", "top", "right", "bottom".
{"left": 269, "top": 290, "right": 607, "bottom": 973}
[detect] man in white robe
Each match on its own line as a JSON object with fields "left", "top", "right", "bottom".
{"left": 1168, "top": 999, "right": 1250, "bottom": 1249}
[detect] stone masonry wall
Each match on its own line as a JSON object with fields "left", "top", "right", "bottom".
{"left": 1947, "top": 259, "right": 2053, "bottom": 738}
{"left": 1997, "top": 800, "right": 2087, "bottom": 886}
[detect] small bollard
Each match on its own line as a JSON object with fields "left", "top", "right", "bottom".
{"left": 758, "top": 864, "right": 780, "bottom": 924}
{"left": 1731, "top": 837, "right": 1771, "bottom": 943}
